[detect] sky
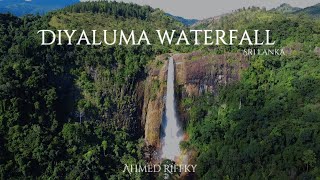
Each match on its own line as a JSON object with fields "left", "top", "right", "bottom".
{"left": 87, "top": 0, "right": 319, "bottom": 19}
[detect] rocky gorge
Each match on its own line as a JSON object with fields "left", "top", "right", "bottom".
{"left": 141, "top": 52, "right": 249, "bottom": 149}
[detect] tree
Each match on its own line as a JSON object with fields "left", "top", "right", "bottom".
{"left": 302, "top": 150, "right": 316, "bottom": 172}
{"left": 102, "top": 140, "right": 107, "bottom": 156}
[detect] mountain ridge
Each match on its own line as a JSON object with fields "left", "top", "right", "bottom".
{"left": 1, "top": 1, "right": 320, "bottom": 22}
{"left": 0, "top": 0, "right": 79, "bottom": 16}
{"left": 294, "top": 3, "right": 320, "bottom": 17}
{"left": 166, "top": 13, "right": 198, "bottom": 26}
{"left": 271, "top": 3, "right": 301, "bottom": 13}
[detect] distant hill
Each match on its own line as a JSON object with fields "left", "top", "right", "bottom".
{"left": 0, "top": 0, "right": 79, "bottom": 16}
{"left": 271, "top": 3, "right": 301, "bottom": 13}
{"left": 167, "top": 13, "right": 198, "bottom": 26}
{"left": 294, "top": 3, "right": 320, "bottom": 17}
{"left": 271, "top": 3, "right": 320, "bottom": 18}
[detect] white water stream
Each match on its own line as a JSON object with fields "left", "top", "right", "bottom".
{"left": 161, "top": 57, "right": 183, "bottom": 161}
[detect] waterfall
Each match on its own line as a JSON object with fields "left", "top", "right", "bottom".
{"left": 161, "top": 57, "right": 183, "bottom": 161}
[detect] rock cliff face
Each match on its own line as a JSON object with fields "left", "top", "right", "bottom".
{"left": 173, "top": 52, "right": 248, "bottom": 96}
{"left": 173, "top": 52, "right": 248, "bottom": 124}
{"left": 142, "top": 55, "right": 168, "bottom": 147}
{"left": 142, "top": 52, "right": 248, "bottom": 147}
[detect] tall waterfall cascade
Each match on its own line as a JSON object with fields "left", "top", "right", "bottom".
{"left": 161, "top": 57, "right": 183, "bottom": 161}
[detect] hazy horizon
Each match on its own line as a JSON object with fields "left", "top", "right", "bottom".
{"left": 80, "top": 0, "right": 319, "bottom": 19}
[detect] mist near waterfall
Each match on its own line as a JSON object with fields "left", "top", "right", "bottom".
{"left": 161, "top": 57, "right": 183, "bottom": 161}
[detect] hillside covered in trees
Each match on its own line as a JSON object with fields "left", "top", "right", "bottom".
{"left": 0, "top": 1, "right": 320, "bottom": 180}
{"left": 182, "top": 7, "right": 320, "bottom": 179}
{"left": 0, "top": 2, "right": 184, "bottom": 179}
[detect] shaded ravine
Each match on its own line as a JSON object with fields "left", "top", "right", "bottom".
{"left": 161, "top": 57, "right": 183, "bottom": 161}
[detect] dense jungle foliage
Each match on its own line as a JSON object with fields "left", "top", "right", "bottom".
{"left": 0, "top": 2, "right": 183, "bottom": 179}
{"left": 183, "top": 7, "right": 320, "bottom": 179}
